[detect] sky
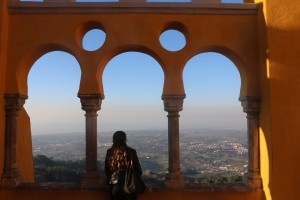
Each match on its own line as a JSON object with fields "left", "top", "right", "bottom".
{"left": 24, "top": 0, "right": 246, "bottom": 135}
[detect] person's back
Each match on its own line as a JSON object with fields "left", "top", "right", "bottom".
{"left": 105, "top": 131, "right": 143, "bottom": 200}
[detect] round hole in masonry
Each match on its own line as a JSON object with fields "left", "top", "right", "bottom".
{"left": 159, "top": 29, "right": 186, "bottom": 52}
{"left": 82, "top": 29, "right": 106, "bottom": 51}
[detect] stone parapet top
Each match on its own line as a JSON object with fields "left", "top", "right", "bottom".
{"left": 0, "top": 182, "right": 250, "bottom": 192}
{"left": 8, "top": 1, "right": 259, "bottom": 15}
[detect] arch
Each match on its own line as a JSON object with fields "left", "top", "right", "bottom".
{"left": 101, "top": 51, "right": 165, "bottom": 112}
{"left": 25, "top": 50, "right": 84, "bottom": 183}
{"left": 184, "top": 45, "right": 249, "bottom": 97}
{"left": 16, "top": 43, "right": 81, "bottom": 96}
{"left": 97, "top": 45, "right": 166, "bottom": 96}
{"left": 99, "top": 51, "right": 166, "bottom": 185}
{"left": 181, "top": 52, "right": 248, "bottom": 185}
{"left": 26, "top": 51, "right": 83, "bottom": 133}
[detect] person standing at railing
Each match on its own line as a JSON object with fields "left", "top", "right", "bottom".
{"left": 105, "top": 131, "right": 145, "bottom": 200}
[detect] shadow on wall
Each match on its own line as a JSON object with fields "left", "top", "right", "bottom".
{"left": 263, "top": 24, "right": 300, "bottom": 200}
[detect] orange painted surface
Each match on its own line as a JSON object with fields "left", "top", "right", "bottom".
{"left": 1, "top": 0, "right": 300, "bottom": 199}
{"left": 255, "top": 2, "right": 273, "bottom": 199}
{"left": 5, "top": 13, "right": 259, "bottom": 97}
{"left": 0, "top": 190, "right": 265, "bottom": 200}
{"left": 0, "top": 2, "right": 264, "bottom": 200}
{"left": 17, "top": 109, "right": 34, "bottom": 183}
{"left": 0, "top": 0, "right": 8, "bottom": 179}
{"left": 262, "top": 0, "right": 300, "bottom": 200}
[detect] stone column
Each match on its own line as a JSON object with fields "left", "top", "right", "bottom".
{"left": 1, "top": 94, "right": 27, "bottom": 186}
{"left": 78, "top": 94, "right": 103, "bottom": 188}
{"left": 162, "top": 94, "right": 185, "bottom": 189}
{"left": 239, "top": 96, "right": 262, "bottom": 191}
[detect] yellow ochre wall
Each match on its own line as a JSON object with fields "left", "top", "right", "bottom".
{"left": 255, "top": 1, "right": 272, "bottom": 200}
{"left": 257, "top": 0, "right": 300, "bottom": 200}
{"left": 0, "top": 0, "right": 300, "bottom": 199}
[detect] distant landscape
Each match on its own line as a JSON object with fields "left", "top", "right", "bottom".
{"left": 32, "top": 128, "right": 248, "bottom": 186}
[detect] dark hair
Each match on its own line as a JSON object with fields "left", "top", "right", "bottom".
{"left": 112, "top": 131, "right": 127, "bottom": 147}
{"left": 110, "top": 131, "right": 129, "bottom": 170}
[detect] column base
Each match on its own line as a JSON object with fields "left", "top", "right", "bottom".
{"left": 1, "top": 169, "right": 23, "bottom": 186}
{"left": 247, "top": 173, "right": 262, "bottom": 191}
{"left": 165, "top": 173, "right": 184, "bottom": 189}
{"left": 81, "top": 171, "right": 102, "bottom": 189}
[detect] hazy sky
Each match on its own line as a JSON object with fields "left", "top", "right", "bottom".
{"left": 24, "top": 0, "right": 246, "bottom": 135}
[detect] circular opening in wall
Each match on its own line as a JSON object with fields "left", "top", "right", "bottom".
{"left": 159, "top": 29, "right": 186, "bottom": 52}
{"left": 82, "top": 29, "right": 106, "bottom": 51}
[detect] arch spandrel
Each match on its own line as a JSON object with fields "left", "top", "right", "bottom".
{"left": 6, "top": 43, "right": 79, "bottom": 95}
{"left": 5, "top": 9, "right": 260, "bottom": 98}
{"left": 160, "top": 56, "right": 187, "bottom": 96}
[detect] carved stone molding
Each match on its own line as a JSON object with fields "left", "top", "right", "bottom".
{"left": 78, "top": 94, "right": 104, "bottom": 112}
{"left": 9, "top": 1, "right": 259, "bottom": 15}
{"left": 239, "top": 96, "right": 262, "bottom": 191}
{"left": 162, "top": 94, "right": 186, "bottom": 189}
{"left": 162, "top": 94, "right": 185, "bottom": 113}
{"left": 4, "top": 94, "right": 27, "bottom": 113}
{"left": 165, "top": 173, "right": 185, "bottom": 190}
{"left": 239, "top": 96, "right": 260, "bottom": 116}
{"left": 1, "top": 94, "right": 28, "bottom": 186}
{"left": 78, "top": 94, "right": 104, "bottom": 189}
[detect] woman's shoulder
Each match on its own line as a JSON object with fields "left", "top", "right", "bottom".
{"left": 106, "top": 147, "right": 114, "bottom": 154}
{"left": 126, "top": 146, "right": 137, "bottom": 154}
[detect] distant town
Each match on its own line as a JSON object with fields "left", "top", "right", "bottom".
{"left": 32, "top": 128, "right": 248, "bottom": 186}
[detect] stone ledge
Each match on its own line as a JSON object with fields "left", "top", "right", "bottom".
{"left": 8, "top": 2, "right": 259, "bottom": 15}
{"left": 0, "top": 182, "right": 250, "bottom": 192}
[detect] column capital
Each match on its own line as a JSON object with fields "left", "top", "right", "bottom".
{"left": 162, "top": 94, "right": 186, "bottom": 113}
{"left": 78, "top": 94, "right": 104, "bottom": 112}
{"left": 239, "top": 96, "right": 260, "bottom": 115}
{"left": 4, "top": 94, "right": 27, "bottom": 112}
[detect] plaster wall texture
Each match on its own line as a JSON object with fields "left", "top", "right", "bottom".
{"left": 1, "top": 0, "right": 300, "bottom": 199}
{"left": 262, "top": 0, "right": 300, "bottom": 200}
{"left": 254, "top": 1, "right": 272, "bottom": 200}
{"left": 5, "top": 13, "right": 259, "bottom": 97}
